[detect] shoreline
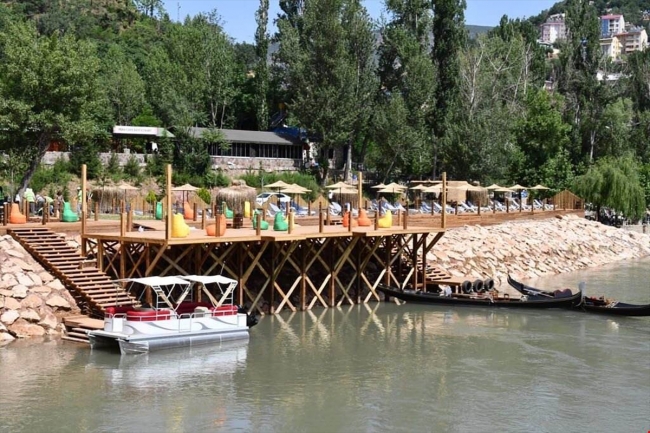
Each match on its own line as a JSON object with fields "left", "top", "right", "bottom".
{"left": 427, "top": 214, "right": 650, "bottom": 296}
{"left": 1, "top": 214, "right": 649, "bottom": 343}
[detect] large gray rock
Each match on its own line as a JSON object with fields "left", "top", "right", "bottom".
{"left": 38, "top": 312, "right": 59, "bottom": 330}
{"left": 19, "top": 309, "right": 41, "bottom": 322}
{"left": 46, "top": 295, "right": 71, "bottom": 310}
{"left": 8, "top": 319, "right": 46, "bottom": 338}
{"left": 11, "top": 284, "right": 28, "bottom": 299}
{"left": 6, "top": 249, "right": 24, "bottom": 259}
{"left": 20, "top": 294, "right": 43, "bottom": 309}
{"left": 3, "top": 297, "right": 21, "bottom": 310}
{"left": 38, "top": 272, "right": 54, "bottom": 283}
{"left": 1, "top": 310, "right": 20, "bottom": 325}
{"left": 0, "top": 332, "right": 16, "bottom": 343}
{"left": 48, "top": 280, "right": 65, "bottom": 291}
{"left": 16, "top": 274, "right": 35, "bottom": 287}
{"left": 30, "top": 286, "right": 52, "bottom": 295}
{"left": 28, "top": 272, "right": 43, "bottom": 286}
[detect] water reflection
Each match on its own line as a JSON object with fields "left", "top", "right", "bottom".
{"left": 86, "top": 340, "right": 249, "bottom": 390}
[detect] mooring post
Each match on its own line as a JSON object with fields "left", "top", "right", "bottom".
{"left": 318, "top": 206, "right": 324, "bottom": 233}
{"left": 308, "top": 201, "right": 311, "bottom": 216}
{"left": 403, "top": 207, "right": 408, "bottom": 229}
{"left": 94, "top": 202, "right": 99, "bottom": 221}
{"left": 326, "top": 204, "right": 331, "bottom": 225}
{"left": 348, "top": 210, "right": 352, "bottom": 232}
{"left": 80, "top": 164, "right": 87, "bottom": 255}
{"left": 215, "top": 208, "right": 221, "bottom": 237}
{"left": 397, "top": 209, "right": 401, "bottom": 226}
{"left": 441, "top": 172, "right": 447, "bottom": 229}
{"left": 506, "top": 199, "right": 510, "bottom": 213}
{"left": 478, "top": 200, "right": 481, "bottom": 217}
{"left": 127, "top": 210, "right": 133, "bottom": 232}
{"left": 165, "top": 164, "right": 172, "bottom": 241}
{"left": 374, "top": 208, "right": 379, "bottom": 230}
{"left": 201, "top": 206, "right": 206, "bottom": 229}
{"left": 120, "top": 212, "right": 126, "bottom": 237}
{"left": 288, "top": 209, "right": 293, "bottom": 234}
{"left": 256, "top": 212, "right": 261, "bottom": 236}
{"left": 193, "top": 203, "right": 198, "bottom": 222}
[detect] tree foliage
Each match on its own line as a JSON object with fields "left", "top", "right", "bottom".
{"left": 573, "top": 154, "right": 646, "bottom": 220}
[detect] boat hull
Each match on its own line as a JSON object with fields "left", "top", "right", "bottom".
{"left": 88, "top": 314, "right": 251, "bottom": 354}
{"left": 506, "top": 275, "right": 650, "bottom": 317}
{"left": 378, "top": 284, "right": 582, "bottom": 309}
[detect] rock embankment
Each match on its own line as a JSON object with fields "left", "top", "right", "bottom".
{"left": 427, "top": 214, "right": 650, "bottom": 293}
{"left": 0, "top": 235, "right": 80, "bottom": 344}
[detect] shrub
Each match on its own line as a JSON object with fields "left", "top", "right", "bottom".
{"left": 197, "top": 187, "right": 212, "bottom": 204}
{"left": 123, "top": 155, "right": 141, "bottom": 180}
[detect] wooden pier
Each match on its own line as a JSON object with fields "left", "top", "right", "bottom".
{"left": 83, "top": 223, "right": 445, "bottom": 315}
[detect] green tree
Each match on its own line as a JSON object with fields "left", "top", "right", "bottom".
{"left": 573, "top": 154, "right": 646, "bottom": 221}
{"left": 431, "top": 0, "right": 467, "bottom": 177}
{"left": 276, "top": 0, "right": 362, "bottom": 183}
{"left": 0, "top": 21, "right": 104, "bottom": 193}
{"left": 102, "top": 45, "right": 147, "bottom": 125}
{"left": 377, "top": 0, "right": 434, "bottom": 177}
{"left": 254, "top": 0, "right": 270, "bottom": 130}
{"left": 512, "top": 89, "right": 571, "bottom": 184}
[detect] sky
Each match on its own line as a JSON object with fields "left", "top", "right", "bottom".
{"left": 162, "top": 0, "right": 558, "bottom": 43}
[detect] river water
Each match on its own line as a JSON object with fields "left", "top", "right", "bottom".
{"left": 1, "top": 259, "right": 649, "bottom": 433}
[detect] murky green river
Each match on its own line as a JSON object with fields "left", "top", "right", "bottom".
{"left": 1, "top": 259, "right": 649, "bottom": 433}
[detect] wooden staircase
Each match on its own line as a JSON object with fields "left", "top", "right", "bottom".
{"left": 9, "top": 227, "right": 138, "bottom": 319}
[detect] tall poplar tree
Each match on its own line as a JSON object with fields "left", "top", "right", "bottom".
{"left": 431, "top": 0, "right": 466, "bottom": 178}
{"left": 376, "top": 0, "right": 435, "bottom": 178}
{"left": 557, "top": 0, "right": 606, "bottom": 163}
{"left": 254, "top": 0, "right": 270, "bottom": 131}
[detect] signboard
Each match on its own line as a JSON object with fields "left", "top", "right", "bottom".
{"left": 113, "top": 126, "right": 159, "bottom": 136}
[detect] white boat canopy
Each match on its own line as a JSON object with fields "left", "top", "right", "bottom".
{"left": 121, "top": 276, "right": 191, "bottom": 287}
{"left": 181, "top": 275, "right": 237, "bottom": 285}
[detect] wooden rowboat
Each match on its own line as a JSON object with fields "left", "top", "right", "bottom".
{"left": 506, "top": 275, "right": 650, "bottom": 317}
{"left": 377, "top": 283, "right": 582, "bottom": 309}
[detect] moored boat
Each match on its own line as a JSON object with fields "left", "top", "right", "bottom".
{"left": 377, "top": 283, "right": 582, "bottom": 309}
{"left": 506, "top": 275, "right": 650, "bottom": 317}
{"left": 88, "top": 275, "right": 258, "bottom": 354}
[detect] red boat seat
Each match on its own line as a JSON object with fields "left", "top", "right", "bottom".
{"left": 105, "top": 306, "right": 136, "bottom": 316}
{"left": 126, "top": 310, "right": 172, "bottom": 321}
{"left": 211, "top": 305, "right": 238, "bottom": 316}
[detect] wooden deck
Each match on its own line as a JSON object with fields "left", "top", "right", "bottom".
{"left": 4, "top": 207, "right": 583, "bottom": 316}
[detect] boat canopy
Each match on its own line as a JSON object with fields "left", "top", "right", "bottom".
{"left": 121, "top": 276, "right": 191, "bottom": 287}
{"left": 181, "top": 275, "right": 237, "bottom": 285}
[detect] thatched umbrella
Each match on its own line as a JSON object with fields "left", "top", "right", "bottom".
{"left": 215, "top": 183, "right": 257, "bottom": 213}
{"left": 171, "top": 183, "right": 199, "bottom": 205}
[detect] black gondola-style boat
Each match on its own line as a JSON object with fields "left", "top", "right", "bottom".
{"left": 507, "top": 275, "right": 650, "bottom": 317}
{"left": 377, "top": 283, "right": 582, "bottom": 309}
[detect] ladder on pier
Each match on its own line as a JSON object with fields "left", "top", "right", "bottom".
{"left": 8, "top": 227, "right": 139, "bottom": 319}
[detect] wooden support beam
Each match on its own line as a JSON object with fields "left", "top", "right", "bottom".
{"left": 441, "top": 171, "right": 447, "bottom": 229}
{"left": 165, "top": 164, "right": 172, "bottom": 241}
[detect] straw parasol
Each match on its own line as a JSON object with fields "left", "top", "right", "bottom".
{"left": 381, "top": 182, "right": 407, "bottom": 194}
{"left": 529, "top": 184, "right": 550, "bottom": 190}
{"left": 509, "top": 184, "right": 527, "bottom": 190}
{"left": 172, "top": 183, "right": 199, "bottom": 192}
{"left": 264, "top": 180, "right": 292, "bottom": 190}
{"left": 281, "top": 183, "right": 311, "bottom": 194}
{"left": 485, "top": 184, "right": 502, "bottom": 190}
{"left": 281, "top": 184, "right": 312, "bottom": 206}
{"left": 215, "top": 182, "right": 257, "bottom": 211}
{"left": 371, "top": 183, "right": 387, "bottom": 189}
{"left": 409, "top": 184, "right": 429, "bottom": 191}
{"left": 171, "top": 183, "right": 199, "bottom": 204}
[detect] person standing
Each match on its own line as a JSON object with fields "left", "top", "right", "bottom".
{"left": 76, "top": 187, "right": 82, "bottom": 216}
{"left": 24, "top": 187, "right": 35, "bottom": 216}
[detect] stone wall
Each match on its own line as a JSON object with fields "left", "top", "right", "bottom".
{"left": 0, "top": 235, "right": 80, "bottom": 344}
{"left": 41, "top": 151, "right": 145, "bottom": 167}
{"left": 41, "top": 151, "right": 302, "bottom": 174}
